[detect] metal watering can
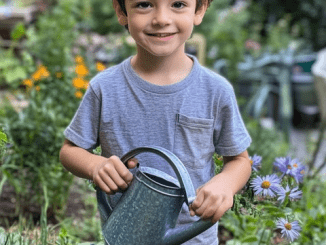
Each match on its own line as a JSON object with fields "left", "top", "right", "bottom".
{"left": 96, "top": 146, "right": 214, "bottom": 245}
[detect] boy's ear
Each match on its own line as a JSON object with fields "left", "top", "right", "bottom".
{"left": 112, "top": 0, "right": 128, "bottom": 26}
{"left": 193, "top": 0, "right": 208, "bottom": 26}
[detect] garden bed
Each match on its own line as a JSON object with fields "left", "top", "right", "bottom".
{"left": 0, "top": 173, "right": 240, "bottom": 244}
{"left": 0, "top": 177, "right": 96, "bottom": 229}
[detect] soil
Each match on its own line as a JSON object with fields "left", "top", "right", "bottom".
{"left": 0, "top": 177, "right": 94, "bottom": 228}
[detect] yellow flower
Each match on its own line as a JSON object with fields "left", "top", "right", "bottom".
{"left": 23, "top": 79, "right": 33, "bottom": 87}
{"left": 75, "top": 55, "right": 84, "bottom": 63}
{"left": 73, "top": 77, "right": 86, "bottom": 89}
{"left": 75, "top": 64, "right": 89, "bottom": 77}
{"left": 75, "top": 90, "right": 83, "bottom": 99}
{"left": 39, "top": 65, "right": 50, "bottom": 78}
{"left": 32, "top": 70, "right": 42, "bottom": 81}
{"left": 96, "top": 62, "right": 106, "bottom": 72}
{"left": 32, "top": 65, "right": 50, "bottom": 81}
{"left": 55, "top": 72, "right": 63, "bottom": 79}
{"left": 35, "top": 86, "right": 41, "bottom": 91}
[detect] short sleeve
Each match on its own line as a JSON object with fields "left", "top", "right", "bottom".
{"left": 64, "top": 85, "right": 101, "bottom": 151}
{"left": 213, "top": 85, "right": 251, "bottom": 156}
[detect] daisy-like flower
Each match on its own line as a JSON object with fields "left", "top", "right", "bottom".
{"left": 276, "top": 218, "right": 301, "bottom": 242}
{"left": 250, "top": 174, "right": 281, "bottom": 197}
{"left": 273, "top": 156, "right": 292, "bottom": 175}
{"left": 275, "top": 184, "right": 302, "bottom": 203}
{"left": 249, "top": 154, "right": 262, "bottom": 171}
{"left": 289, "top": 160, "right": 305, "bottom": 183}
{"left": 273, "top": 157, "right": 305, "bottom": 182}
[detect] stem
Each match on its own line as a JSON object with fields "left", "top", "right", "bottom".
{"left": 308, "top": 122, "right": 326, "bottom": 173}
{"left": 0, "top": 173, "right": 7, "bottom": 196}
{"left": 312, "top": 156, "right": 326, "bottom": 179}
{"left": 258, "top": 227, "right": 266, "bottom": 245}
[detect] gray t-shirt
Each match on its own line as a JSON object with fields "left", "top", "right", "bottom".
{"left": 64, "top": 54, "right": 251, "bottom": 244}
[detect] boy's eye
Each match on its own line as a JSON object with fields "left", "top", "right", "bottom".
{"left": 136, "top": 2, "right": 151, "bottom": 9}
{"left": 173, "top": 2, "right": 186, "bottom": 8}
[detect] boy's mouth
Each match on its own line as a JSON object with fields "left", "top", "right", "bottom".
{"left": 147, "top": 33, "right": 176, "bottom": 37}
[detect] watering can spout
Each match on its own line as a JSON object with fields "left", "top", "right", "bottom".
{"left": 96, "top": 187, "right": 113, "bottom": 222}
{"left": 162, "top": 218, "right": 214, "bottom": 245}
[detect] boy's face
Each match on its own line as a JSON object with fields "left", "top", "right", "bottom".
{"left": 113, "top": 0, "right": 207, "bottom": 58}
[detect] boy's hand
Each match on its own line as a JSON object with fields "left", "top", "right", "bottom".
{"left": 92, "top": 156, "right": 138, "bottom": 195}
{"left": 189, "top": 175, "right": 234, "bottom": 223}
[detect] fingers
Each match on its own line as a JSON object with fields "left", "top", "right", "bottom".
{"left": 189, "top": 191, "right": 204, "bottom": 216}
{"left": 189, "top": 188, "right": 233, "bottom": 223}
{"left": 127, "top": 158, "right": 138, "bottom": 169}
{"left": 93, "top": 155, "right": 134, "bottom": 195}
{"left": 211, "top": 200, "right": 233, "bottom": 223}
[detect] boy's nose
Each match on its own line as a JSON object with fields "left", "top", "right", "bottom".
{"left": 152, "top": 9, "right": 173, "bottom": 26}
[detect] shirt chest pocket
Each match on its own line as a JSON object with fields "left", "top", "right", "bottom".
{"left": 173, "top": 114, "right": 215, "bottom": 169}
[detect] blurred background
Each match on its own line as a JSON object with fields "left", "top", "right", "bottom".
{"left": 0, "top": 0, "right": 326, "bottom": 243}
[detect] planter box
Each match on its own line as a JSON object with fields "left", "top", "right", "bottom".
{"left": 0, "top": 5, "right": 37, "bottom": 41}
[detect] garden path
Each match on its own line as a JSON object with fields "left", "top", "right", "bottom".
{"left": 290, "top": 127, "right": 326, "bottom": 181}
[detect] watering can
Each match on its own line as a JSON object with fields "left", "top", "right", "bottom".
{"left": 96, "top": 146, "right": 214, "bottom": 245}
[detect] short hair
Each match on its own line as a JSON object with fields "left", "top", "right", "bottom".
{"left": 115, "top": 0, "right": 213, "bottom": 31}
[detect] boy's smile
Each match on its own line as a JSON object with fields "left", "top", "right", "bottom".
{"left": 114, "top": 0, "right": 207, "bottom": 58}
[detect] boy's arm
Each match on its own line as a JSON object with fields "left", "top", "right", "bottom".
{"left": 189, "top": 150, "right": 251, "bottom": 223}
{"left": 59, "top": 139, "right": 137, "bottom": 194}
{"left": 60, "top": 139, "right": 106, "bottom": 180}
{"left": 220, "top": 150, "right": 252, "bottom": 195}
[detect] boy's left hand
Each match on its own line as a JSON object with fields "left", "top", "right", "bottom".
{"left": 189, "top": 175, "right": 234, "bottom": 223}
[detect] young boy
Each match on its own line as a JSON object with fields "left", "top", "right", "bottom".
{"left": 59, "top": 0, "right": 252, "bottom": 243}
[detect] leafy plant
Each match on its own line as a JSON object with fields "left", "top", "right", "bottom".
{"left": 217, "top": 153, "right": 304, "bottom": 244}
{"left": 25, "top": 0, "right": 79, "bottom": 73}
{"left": 89, "top": 0, "right": 125, "bottom": 35}
{"left": 0, "top": 22, "right": 33, "bottom": 88}
{"left": 0, "top": 127, "right": 7, "bottom": 158}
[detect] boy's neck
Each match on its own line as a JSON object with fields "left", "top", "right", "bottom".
{"left": 130, "top": 49, "right": 193, "bottom": 86}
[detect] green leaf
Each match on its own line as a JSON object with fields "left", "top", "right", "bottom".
{"left": 4, "top": 66, "right": 27, "bottom": 83}
{"left": 262, "top": 206, "right": 280, "bottom": 213}
{"left": 0, "top": 131, "right": 7, "bottom": 142}
{"left": 246, "top": 224, "right": 258, "bottom": 232}
{"left": 0, "top": 57, "right": 17, "bottom": 69}
{"left": 226, "top": 239, "right": 243, "bottom": 245}
{"left": 11, "top": 22, "right": 26, "bottom": 40}
{"left": 241, "top": 235, "right": 258, "bottom": 242}
{"left": 264, "top": 220, "right": 275, "bottom": 227}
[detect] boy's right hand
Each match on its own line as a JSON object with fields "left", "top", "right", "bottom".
{"left": 92, "top": 156, "right": 138, "bottom": 195}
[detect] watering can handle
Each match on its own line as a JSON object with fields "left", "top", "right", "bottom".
{"left": 120, "top": 146, "right": 196, "bottom": 206}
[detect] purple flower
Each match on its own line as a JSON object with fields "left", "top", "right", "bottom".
{"left": 249, "top": 154, "right": 262, "bottom": 172}
{"left": 292, "top": 164, "right": 306, "bottom": 183}
{"left": 273, "top": 157, "right": 305, "bottom": 183}
{"left": 273, "top": 156, "right": 292, "bottom": 175}
{"left": 275, "top": 185, "right": 303, "bottom": 203}
{"left": 250, "top": 174, "right": 281, "bottom": 197}
{"left": 276, "top": 218, "right": 301, "bottom": 242}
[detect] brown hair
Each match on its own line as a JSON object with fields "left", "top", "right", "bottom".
{"left": 115, "top": 0, "right": 213, "bottom": 31}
